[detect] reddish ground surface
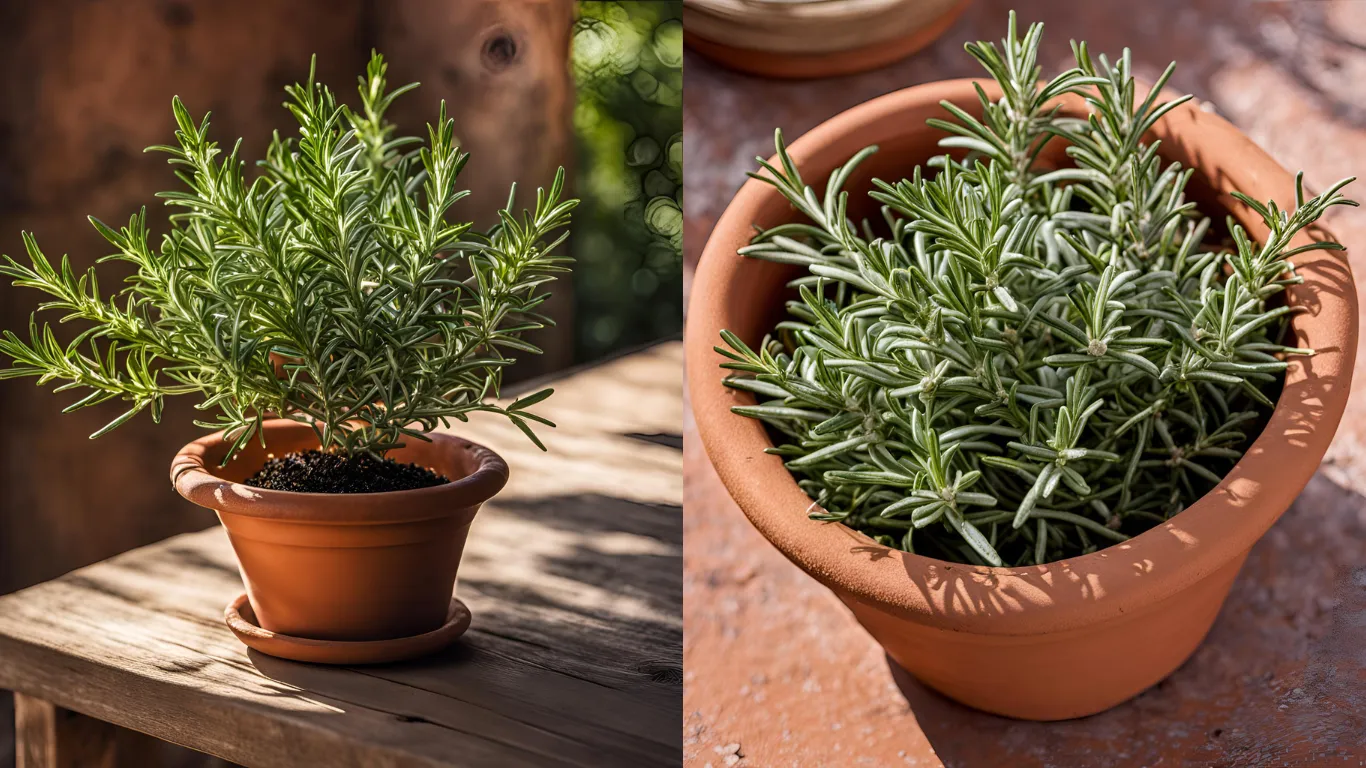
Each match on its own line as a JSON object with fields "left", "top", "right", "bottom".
{"left": 683, "top": 2, "right": 1366, "bottom": 765}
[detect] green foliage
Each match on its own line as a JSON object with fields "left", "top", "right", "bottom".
{"left": 0, "top": 52, "right": 576, "bottom": 462}
{"left": 718, "top": 14, "right": 1354, "bottom": 567}
{"left": 573, "top": 1, "right": 683, "bottom": 357}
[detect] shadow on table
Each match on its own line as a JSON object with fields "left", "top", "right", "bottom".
{"left": 242, "top": 491, "right": 682, "bottom": 725}
{"left": 240, "top": 490, "right": 683, "bottom": 764}
{"left": 626, "top": 432, "right": 684, "bottom": 450}
{"left": 469, "top": 492, "right": 682, "bottom": 611}
{"left": 882, "top": 472, "right": 1366, "bottom": 768}
{"left": 460, "top": 492, "right": 684, "bottom": 696}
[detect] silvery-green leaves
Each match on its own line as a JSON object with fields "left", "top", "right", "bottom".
{"left": 928, "top": 12, "right": 1105, "bottom": 186}
{"left": 0, "top": 52, "right": 576, "bottom": 462}
{"left": 717, "top": 17, "right": 1354, "bottom": 566}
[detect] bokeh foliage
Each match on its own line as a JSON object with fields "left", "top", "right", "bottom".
{"left": 572, "top": 1, "right": 683, "bottom": 358}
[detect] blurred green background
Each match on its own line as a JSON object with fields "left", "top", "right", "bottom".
{"left": 571, "top": 0, "right": 684, "bottom": 359}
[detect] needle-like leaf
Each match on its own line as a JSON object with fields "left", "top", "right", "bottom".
{"left": 717, "top": 16, "right": 1352, "bottom": 566}
{"left": 0, "top": 51, "right": 577, "bottom": 462}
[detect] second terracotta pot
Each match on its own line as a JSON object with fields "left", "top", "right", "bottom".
{"left": 173, "top": 419, "right": 508, "bottom": 642}
{"left": 686, "top": 80, "right": 1357, "bottom": 720}
{"left": 684, "top": 0, "right": 968, "bottom": 79}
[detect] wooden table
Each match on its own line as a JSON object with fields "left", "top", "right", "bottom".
{"left": 0, "top": 342, "right": 683, "bottom": 768}
{"left": 683, "top": 2, "right": 1366, "bottom": 765}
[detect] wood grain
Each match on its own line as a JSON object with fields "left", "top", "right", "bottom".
{"left": 0, "top": 343, "right": 682, "bottom": 768}
{"left": 16, "top": 696, "right": 120, "bottom": 768}
{"left": 12, "top": 695, "right": 192, "bottom": 768}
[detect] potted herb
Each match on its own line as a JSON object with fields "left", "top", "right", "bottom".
{"left": 0, "top": 53, "right": 575, "bottom": 662}
{"left": 687, "top": 15, "right": 1357, "bottom": 719}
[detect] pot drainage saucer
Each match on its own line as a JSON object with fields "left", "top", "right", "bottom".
{"left": 224, "top": 594, "right": 471, "bottom": 665}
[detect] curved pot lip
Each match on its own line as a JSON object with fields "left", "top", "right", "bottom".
{"left": 171, "top": 419, "right": 510, "bottom": 523}
{"left": 686, "top": 78, "right": 1358, "bottom": 635}
{"left": 682, "top": 0, "right": 969, "bottom": 80}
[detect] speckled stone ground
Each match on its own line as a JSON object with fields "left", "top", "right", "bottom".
{"left": 683, "top": 2, "right": 1366, "bottom": 765}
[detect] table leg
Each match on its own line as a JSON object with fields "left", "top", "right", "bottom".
{"left": 14, "top": 693, "right": 160, "bottom": 768}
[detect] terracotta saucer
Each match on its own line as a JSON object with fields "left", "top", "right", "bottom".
{"left": 225, "top": 594, "right": 471, "bottom": 665}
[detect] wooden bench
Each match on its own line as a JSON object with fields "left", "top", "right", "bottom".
{"left": 0, "top": 342, "right": 683, "bottom": 768}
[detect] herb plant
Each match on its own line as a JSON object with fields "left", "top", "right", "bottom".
{"left": 0, "top": 52, "right": 576, "bottom": 464}
{"left": 717, "top": 15, "right": 1354, "bottom": 567}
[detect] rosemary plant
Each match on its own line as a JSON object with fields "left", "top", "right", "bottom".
{"left": 717, "top": 15, "right": 1355, "bottom": 567}
{"left": 0, "top": 52, "right": 576, "bottom": 462}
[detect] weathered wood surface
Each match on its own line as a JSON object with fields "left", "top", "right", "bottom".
{"left": 0, "top": 0, "right": 576, "bottom": 599}
{"left": 684, "top": 2, "right": 1366, "bottom": 765}
{"left": 16, "top": 695, "right": 121, "bottom": 768}
{"left": 12, "top": 694, "right": 200, "bottom": 768}
{"left": 0, "top": 343, "right": 683, "bottom": 768}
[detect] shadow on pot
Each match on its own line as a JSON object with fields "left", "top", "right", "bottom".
{"left": 834, "top": 300, "right": 1351, "bottom": 623}
{"left": 878, "top": 470, "right": 1366, "bottom": 765}
{"left": 687, "top": 77, "right": 1358, "bottom": 720}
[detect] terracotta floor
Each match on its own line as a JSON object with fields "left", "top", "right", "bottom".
{"left": 683, "top": 2, "right": 1366, "bottom": 765}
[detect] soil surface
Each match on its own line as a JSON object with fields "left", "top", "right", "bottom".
{"left": 244, "top": 450, "right": 448, "bottom": 494}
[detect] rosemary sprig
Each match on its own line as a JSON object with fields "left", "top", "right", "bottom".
{"left": 717, "top": 14, "right": 1354, "bottom": 567}
{"left": 0, "top": 52, "right": 577, "bottom": 462}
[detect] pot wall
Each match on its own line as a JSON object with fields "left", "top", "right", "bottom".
{"left": 686, "top": 79, "right": 1357, "bottom": 719}
{"left": 842, "top": 552, "right": 1247, "bottom": 719}
{"left": 220, "top": 512, "right": 474, "bottom": 641}
{"left": 174, "top": 420, "right": 508, "bottom": 642}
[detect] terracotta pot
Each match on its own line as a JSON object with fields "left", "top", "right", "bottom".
{"left": 686, "top": 80, "right": 1357, "bottom": 720}
{"left": 173, "top": 419, "right": 508, "bottom": 642}
{"left": 684, "top": 0, "right": 968, "bottom": 79}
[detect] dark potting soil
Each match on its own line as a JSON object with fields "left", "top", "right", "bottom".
{"left": 244, "top": 450, "right": 449, "bottom": 493}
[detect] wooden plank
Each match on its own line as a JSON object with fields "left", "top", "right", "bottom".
{"left": 0, "top": 343, "right": 682, "bottom": 768}
{"left": 13, "top": 695, "right": 182, "bottom": 768}
{"left": 13, "top": 695, "right": 227, "bottom": 768}
{"left": 16, "top": 695, "right": 119, "bottom": 768}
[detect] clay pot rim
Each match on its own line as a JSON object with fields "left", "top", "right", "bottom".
{"left": 686, "top": 78, "right": 1358, "bottom": 635}
{"left": 683, "top": 0, "right": 969, "bottom": 80}
{"left": 172, "top": 418, "right": 509, "bottom": 524}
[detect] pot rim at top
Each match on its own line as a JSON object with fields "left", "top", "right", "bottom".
{"left": 172, "top": 418, "right": 509, "bottom": 523}
{"left": 686, "top": 78, "right": 1358, "bottom": 636}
